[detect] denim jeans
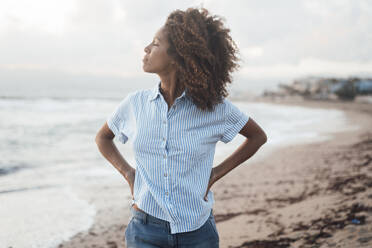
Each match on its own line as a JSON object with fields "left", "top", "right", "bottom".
{"left": 125, "top": 205, "right": 219, "bottom": 248}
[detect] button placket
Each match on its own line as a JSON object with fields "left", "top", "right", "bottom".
{"left": 161, "top": 106, "right": 171, "bottom": 200}
{"left": 164, "top": 152, "right": 168, "bottom": 197}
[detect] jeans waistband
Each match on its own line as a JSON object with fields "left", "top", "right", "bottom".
{"left": 129, "top": 205, "right": 214, "bottom": 232}
{"left": 130, "top": 205, "right": 172, "bottom": 231}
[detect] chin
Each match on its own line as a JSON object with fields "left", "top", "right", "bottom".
{"left": 142, "top": 67, "right": 151, "bottom": 73}
{"left": 142, "top": 66, "right": 155, "bottom": 73}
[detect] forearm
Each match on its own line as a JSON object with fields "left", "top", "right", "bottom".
{"left": 95, "top": 138, "right": 134, "bottom": 179}
{"left": 213, "top": 136, "right": 266, "bottom": 183}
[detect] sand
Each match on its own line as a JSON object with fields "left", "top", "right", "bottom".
{"left": 58, "top": 98, "right": 372, "bottom": 248}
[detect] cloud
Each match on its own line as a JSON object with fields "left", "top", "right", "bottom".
{"left": 0, "top": 0, "right": 371, "bottom": 88}
{"left": 0, "top": 0, "right": 78, "bottom": 34}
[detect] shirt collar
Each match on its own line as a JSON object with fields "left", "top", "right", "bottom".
{"left": 149, "top": 81, "right": 187, "bottom": 102}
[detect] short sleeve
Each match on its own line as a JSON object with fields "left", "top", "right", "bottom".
{"left": 107, "top": 93, "right": 135, "bottom": 144}
{"left": 220, "top": 99, "right": 250, "bottom": 143}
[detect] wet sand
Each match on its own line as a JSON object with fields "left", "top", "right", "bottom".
{"left": 58, "top": 98, "right": 372, "bottom": 248}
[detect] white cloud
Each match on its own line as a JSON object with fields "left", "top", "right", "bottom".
{"left": 0, "top": 0, "right": 371, "bottom": 85}
{"left": 0, "top": 0, "right": 78, "bottom": 35}
{"left": 241, "top": 46, "right": 263, "bottom": 60}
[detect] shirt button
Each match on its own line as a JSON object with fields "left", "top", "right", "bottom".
{"left": 163, "top": 137, "right": 166, "bottom": 141}
{"left": 164, "top": 173, "right": 167, "bottom": 177}
{"left": 163, "top": 155, "right": 166, "bottom": 159}
{"left": 165, "top": 192, "right": 168, "bottom": 195}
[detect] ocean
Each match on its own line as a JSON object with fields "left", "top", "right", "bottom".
{"left": 0, "top": 84, "right": 355, "bottom": 248}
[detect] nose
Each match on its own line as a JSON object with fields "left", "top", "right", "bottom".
{"left": 144, "top": 45, "right": 150, "bottom": 54}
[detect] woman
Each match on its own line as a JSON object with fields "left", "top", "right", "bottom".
{"left": 95, "top": 7, "right": 267, "bottom": 248}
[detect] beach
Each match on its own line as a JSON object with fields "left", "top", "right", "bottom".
{"left": 57, "top": 98, "right": 372, "bottom": 248}
{"left": 2, "top": 1, "right": 372, "bottom": 247}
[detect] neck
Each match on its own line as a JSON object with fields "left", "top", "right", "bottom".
{"left": 158, "top": 70, "right": 184, "bottom": 104}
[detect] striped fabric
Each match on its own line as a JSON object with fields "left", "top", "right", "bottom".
{"left": 107, "top": 81, "right": 249, "bottom": 234}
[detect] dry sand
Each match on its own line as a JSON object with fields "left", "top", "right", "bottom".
{"left": 58, "top": 98, "right": 372, "bottom": 248}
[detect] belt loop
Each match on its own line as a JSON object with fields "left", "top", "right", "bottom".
{"left": 143, "top": 212, "right": 148, "bottom": 224}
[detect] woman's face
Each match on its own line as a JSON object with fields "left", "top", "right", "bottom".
{"left": 142, "top": 25, "right": 175, "bottom": 74}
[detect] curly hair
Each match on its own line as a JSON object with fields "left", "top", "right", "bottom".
{"left": 164, "top": 7, "right": 241, "bottom": 112}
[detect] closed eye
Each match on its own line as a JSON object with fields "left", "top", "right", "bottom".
{"left": 152, "top": 38, "right": 160, "bottom": 46}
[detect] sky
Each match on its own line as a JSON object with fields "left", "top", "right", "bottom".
{"left": 1, "top": 0, "right": 372, "bottom": 96}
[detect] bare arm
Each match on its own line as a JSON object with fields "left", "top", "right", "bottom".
{"left": 212, "top": 117, "right": 267, "bottom": 185}
{"left": 95, "top": 122, "right": 135, "bottom": 194}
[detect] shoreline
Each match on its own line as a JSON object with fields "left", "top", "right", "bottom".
{"left": 213, "top": 98, "right": 372, "bottom": 247}
{"left": 58, "top": 98, "right": 372, "bottom": 248}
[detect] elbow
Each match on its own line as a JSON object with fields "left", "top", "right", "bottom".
{"left": 246, "top": 132, "right": 267, "bottom": 147}
{"left": 258, "top": 131, "right": 267, "bottom": 146}
{"left": 262, "top": 132, "right": 268, "bottom": 144}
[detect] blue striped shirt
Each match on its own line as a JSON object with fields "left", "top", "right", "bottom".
{"left": 107, "top": 81, "right": 249, "bottom": 234}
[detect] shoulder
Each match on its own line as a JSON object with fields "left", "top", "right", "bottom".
{"left": 190, "top": 97, "right": 232, "bottom": 115}
{"left": 212, "top": 97, "right": 233, "bottom": 113}
{"left": 119, "top": 88, "right": 151, "bottom": 105}
{"left": 133, "top": 86, "right": 155, "bottom": 101}
{"left": 216, "top": 98, "right": 248, "bottom": 119}
{"left": 221, "top": 97, "right": 242, "bottom": 112}
{"left": 221, "top": 97, "right": 234, "bottom": 106}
